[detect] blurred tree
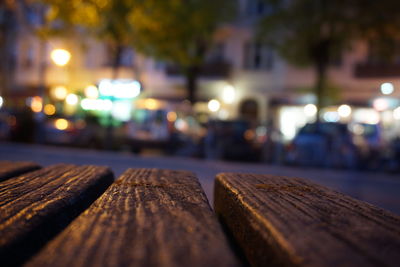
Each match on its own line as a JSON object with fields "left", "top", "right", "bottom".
{"left": 39, "top": 0, "right": 138, "bottom": 148}
{"left": 39, "top": 0, "right": 235, "bottom": 104}
{"left": 127, "top": 0, "right": 235, "bottom": 104}
{"left": 0, "top": 0, "right": 17, "bottom": 96}
{"left": 39, "top": 0, "right": 135, "bottom": 79}
{"left": 259, "top": 0, "right": 400, "bottom": 120}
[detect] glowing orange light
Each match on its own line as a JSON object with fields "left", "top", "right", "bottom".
{"left": 54, "top": 118, "right": 69, "bottom": 130}
{"left": 31, "top": 96, "right": 43, "bottom": 113}
{"left": 144, "top": 98, "right": 158, "bottom": 110}
{"left": 52, "top": 86, "right": 68, "bottom": 100}
{"left": 84, "top": 85, "right": 99, "bottom": 99}
{"left": 167, "top": 111, "right": 177, "bottom": 122}
{"left": 244, "top": 129, "right": 255, "bottom": 141}
{"left": 51, "top": 49, "right": 71, "bottom": 66}
{"left": 44, "top": 104, "right": 56, "bottom": 116}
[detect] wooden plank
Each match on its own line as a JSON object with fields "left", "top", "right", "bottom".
{"left": 214, "top": 173, "right": 400, "bottom": 267}
{"left": 0, "top": 161, "right": 40, "bottom": 182}
{"left": 26, "top": 168, "right": 240, "bottom": 267}
{"left": 0, "top": 164, "right": 114, "bottom": 266}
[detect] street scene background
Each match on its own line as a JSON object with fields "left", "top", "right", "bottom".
{"left": 1, "top": 1, "right": 400, "bottom": 215}
{"left": 1, "top": 142, "right": 399, "bottom": 215}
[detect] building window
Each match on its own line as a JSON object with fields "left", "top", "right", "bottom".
{"left": 154, "top": 61, "right": 166, "bottom": 71}
{"left": 23, "top": 46, "right": 35, "bottom": 69}
{"left": 243, "top": 42, "right": 274, "bottom": 70}
{"left": 22, "top": 45, "right": 35, "bottom": 69}
{"left": 206, "top": 43, "right": 225, "bottom": 63}
{"left": 104, "top": 45, "right": 134, "bottom": 67}
{"left": 330, "top": 54, "right": 342, "bottom": 68}
{"left": 367, "top": 40, "right": 400, "bottom": 64}
{"left": 246, "top": 0, "right": 267, "bottom": 16}
{"left": 120, "top": 48, "right": 134, "bottom": 67}
{"left": 24, "top": 5, "right": 43, "bottom": 26}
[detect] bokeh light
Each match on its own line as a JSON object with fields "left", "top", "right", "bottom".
{"left": 394, "top": 107, "right": 400, "bottom": 120}
{"left": 81, "top": 99, "right": 113, "bottom": 111}
{"left": 208, "top": 99, "right": 220, "bottom": 112}
{"left": 144, "top": 98, "right": 159, "bottom": 110}
{"left": 66, "top": 94, "right": 79, "bottom": 105}
{"left": 52, "top": 86, "right": 68, "bottom": 100}
{"left": 338, "top": 104, "right": 352, "bottom": 117}
{"left": 380, "top": 82, "right": 394, "bottom": 95}
{"left": 373, "top": 98, "right": 389, "bottom": 111}
{"left": 51, "top": 49, "right": 71, "bottom": 66}
{"left": 54, "top": 118, "right": 69, "bottom": 130}
{"left": 222, "top": 85, "right": 236, "bottom": 104}
{"left": 304, "top": 104, "right": 317, "bottom": 117}
{"left": 44, "top": 104, "right": 56, "bottom": 116}
{"left": 84, "top": 85, "right": 99, "bottom": 99}
{"left": 31, "top": 96, "right": 43, "bottom": 113}
{"left": 167, "top": 111, "right": 177, "bottom": 122}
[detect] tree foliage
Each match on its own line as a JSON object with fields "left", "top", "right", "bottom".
{"left": 127, "top": 0, "right": 235, "bottom": 103}
{"left": 38, "top": 0, "right": 235, "bottom": 103}
{"left": 0, "top": 0, "right": 19, "bottom": 94}
{"left": 259, "top": 0, "right": 400, "bottom": 114}
{"left": 128, "top": 0, "right": 234, "bottom": 67}
{"left": 260, "top": 1, "right": 358, "bottom": 66}
{"left": 40, "top": 0, "right": 134, "bottom": 44}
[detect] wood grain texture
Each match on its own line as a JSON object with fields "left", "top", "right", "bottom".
{"left": 0, "top": 164, "right": 114, "bottom": 266}
{"left": 26, "top": 168, "right": 240, "bottom": 267}
{"left": 214, "top": 173, "right": 400, "bottom": 267}
{"left": 0, "top": 161, "right": 40, "bottom": 182}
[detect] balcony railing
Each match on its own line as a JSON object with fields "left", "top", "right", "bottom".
{"left": 165, "top": 61, "right": 231, "bottom": 78}
{"left": 354, "top": 63, "right": 400, "bottom": 78}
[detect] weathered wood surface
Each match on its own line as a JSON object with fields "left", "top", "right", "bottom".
{"left": 26, "top": 168, "right": 240, "bottom": 267}
{"left": 214, "top": 173, "right": 400, "bottom": 267}
{"left": 0, "top": 161, "right": 40, "bottom": 182}
{"left": 0, "top": 164, "right": 114, "bottom": 266}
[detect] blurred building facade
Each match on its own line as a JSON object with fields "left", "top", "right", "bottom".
{"left": 2, "top": 0, "right": 400, "bottom": 141}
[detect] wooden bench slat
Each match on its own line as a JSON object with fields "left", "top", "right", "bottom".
{"left": 0, "top": 164, "right": 75, "bottom": 211}
{"left": 0, "top": 164, "right": 114, "bottom": 266}
{"left": 0, "top": 161, "right": 40, "bottom": 182}
{"left": 214, "top": 173, "right": 400, "bottom": 267}
{"left": 26, "top": 168, "right": 240, "bottom": 267}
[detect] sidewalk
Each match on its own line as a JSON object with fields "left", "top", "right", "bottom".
{"left": 1, "top": 142, "right": 399, "bottom": 214}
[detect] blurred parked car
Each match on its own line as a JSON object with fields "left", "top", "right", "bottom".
{"left": 0, "top": 111, "right": 15, "bottom": 140}
{"left": 389, "top": 137, "right": 400, "bottom": 172}
{"left": 43, "top": 117, "right": 103, "bottom": 148}
{"left": 350, "top": 122, "right": 383, "bottom": 169}
{"left": 286, "top": 122, "right": 358, "bottom": 168}
{"left": 9, "top": 107, "right": 35, "bottom": 143}
{"left": 125, "top": 109, "right": 172, "bottom": 153}
{"left": 204, "top": 120, "right": 262, "bottom": 162}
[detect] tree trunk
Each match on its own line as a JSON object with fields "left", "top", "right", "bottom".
{"left": 314, "top": 60, "right": 327, "bottom": 123}
{"left": 112, "top": 45, "right": 123, "bottom": 80}
{"left": 311, "top": 40, "right": 331, "bottom": 123}
{"left": 105, "top": 44, "right": 123, "bottom": 150}
{"left": 0, "top": 6, "right": 17, "bottom": 96}
{"left": 185, "top": 65, "right": 200, "bottom": 105}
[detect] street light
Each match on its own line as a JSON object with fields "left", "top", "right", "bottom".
{"left": 394, "top": 107, "right": 400, "bottom": 120}
{"left": 84, "top": 85, "right": 99, "bottom": 99}
{"left": 338, "top": 104, "right": 352, "bottom": 118}
{"left": 373, "top": 98, "right": 389, "bottom": 112}
{"left": 380, "top": 82, "right": 394, "bottom": 95}
{"left": 208, "top": 99, "right": 221, "bottom": 112}
{"left": 304, "top": 104, "right": 317, "bottom": 117}
{"left": 50, "top": 48, "right": 71, "bottom": 67}
{"left": 222, "top": 85, "right": 236, "bottom": 104}
{"left": 66, "top": 93, "right": 79, "bottom": 106}
{"left": 51, "top": 85, "right": 68, "bottom": 100}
